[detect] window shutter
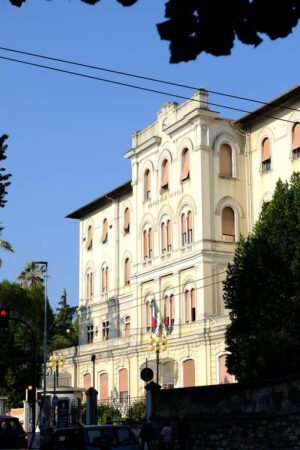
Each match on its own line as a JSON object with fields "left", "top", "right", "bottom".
{"left": 100, "top": 373, "right": 108, "bottom": 404}
{"left": 182, "top": 214, "right": 187, "bottom": 234}
{"left": 86, "top": 226, "right": 93, "bottom": 249}
{"left": 90, "top": 273, "right": 93, "bottom": 296}
{"left": 119, "top": 368, "right": 128, "bottom": 393}
{"left": 167, "top": 220, "right": 172, "bottom": 247}
{"left": 125, "top": 316, "right": 130, "bottom": 337}
{"left": 149, "top": 228, "right": 153, "bottom": 251}
{"left": 262, "top": 138, "right": 271, "bottom": 162}
{"left": 87, "top": 274, "right": 90, "bottom": 297}
{"left": 191, "top": 288, "right": 196, "bottom": 308}
{"left": 100, "top": 219, "right": 108, "bottom": 243}
{"left": 188, "top": 211, "right": 193, "bottom": 231}
{"left": 105, "top": 267, "right": 109, "bottom": 291}
{"left": 292, "top": 123, "right": 300, "bottom": 150}
{"left": 220, "top": 144, "right": 232, "bottom": 177}
{"left": 84, "top": 373, "right": 91, "bottom": 390}
{"left": 102, "top": 268, "right": 105, "bottom": 291}
{"left": 143, "top": 230, "right": 148, "bottom": 258}
{"left": 222, "top": 207, "right": 235, "bottom": 236}
{"left": 161, "top": 223, "right": 166, "bottom": 250}
{"left": 185, "top": 291, "right": 191, "bottom": 322}
{"left": 180, "top": 150, "right": 190, "bottom": 181}
{"left": 161, "top": 160, "right": 169, "bottom": 188}
{"left": 165, "top": 296, "right": 169, "bottom": 318}
{"left": 183, "top": 359, "right": 195, "bottom": 387}
{"left": 219, "top": 355, "right": 234, "bottom": 384}
{"left": 146, "top": 303, "right": 151, "bottom": 329}
{"left": 123, "top": 208, "right": 130, "bottom": 231}
{"left": 170, "top": 294, "right": 175, "bottom": 322}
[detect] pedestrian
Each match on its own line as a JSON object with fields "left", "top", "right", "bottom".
{"left": 139, "top": 418, "right": 153, "bottom": 450}
{"left": 176, "top": 415, "right": 190, "bottom": 450}
{"left": 161, "top": 422, "right": 173, "bottom": 450}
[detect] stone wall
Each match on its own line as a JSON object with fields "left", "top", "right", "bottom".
{"left": 149, "top": 375, "right": 300, "bottom": 449}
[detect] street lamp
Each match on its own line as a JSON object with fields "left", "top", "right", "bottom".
{"left": 33, "top": 261, "right": 48, "bottom": 427}
{"left": 49, "top": 355, "right": 65, "bottom": 395}
{"left": 148, "top": 328, "right": 167, "bottom": 384}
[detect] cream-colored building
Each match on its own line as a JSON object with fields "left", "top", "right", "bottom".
{"left": 58, "top": 85, "right": 300, "bottom": 402}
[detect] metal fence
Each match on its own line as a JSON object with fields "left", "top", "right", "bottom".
{"left": 96, "top": 396, "right": 146, "bottom": 422}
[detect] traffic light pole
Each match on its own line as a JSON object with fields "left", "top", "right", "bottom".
{"left": 10, "top": 317, "right": 36, "bottom": 450}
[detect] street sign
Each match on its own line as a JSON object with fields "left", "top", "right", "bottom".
{"left": 162, "top": 383, "right": 168, "bottom": 389}
{"left": 141, "top": 367, "right": 154, "bottom": 382}
{"left": 52, "top": 395, "right": 58, "bottom": 407}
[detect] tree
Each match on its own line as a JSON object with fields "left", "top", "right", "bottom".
{"left": 0, "top": 222, "right": 14, "bottom": 267}
{"left": 224, "top": 172, "right": 300, "bottom": 383}
{"left": 0, "top": 134, "right": 11, "bottom": 208}
{"left": 17, "top": 261, "right": 47, "bottom": 288}
{"left": 49, "top": 289, "right": 78, "bottom": 351}
{"left": 0, "top": 281, "right": 55, "bottom": 406}
{"left": 9, "top": 0, "right": 300, "bottom": 62}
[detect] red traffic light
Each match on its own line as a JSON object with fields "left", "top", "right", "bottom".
{"left": 0, "top": 308, "right": 9, "bottom": 328}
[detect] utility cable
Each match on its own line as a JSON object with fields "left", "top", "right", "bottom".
{"left": 0, "top": 55, "right": 298, "bottom": 125}
{"left": 0, "top": 45, "right": 299, "bottom": 113}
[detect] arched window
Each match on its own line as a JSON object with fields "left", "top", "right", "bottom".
{"left": 102, "top": 265, "right": 109, "bottom": 292}
{"left": 86, "top": 226, "right": 93, "bottom": 250}
{"left": 164, "top": 293, "right": 175, "bottom": 329}
{"left": 181, "top": 209, "right": 193, "bottom": 246}
{"left": 100, "top": 373, "right": 108, "bottom": 404}
{"left": 100, "top": 218, "right": 108, "bottom": 243}
{"left": 125, "top": 316, "right": 130, "bottom": 336}
{"left": 125, "top": 258, "right": 130, "bottom": 285}
{"left": 143, "top": 226, "right": 153, "bottom": 260}
{"left": 123, "top": 208, "right": 130, "bottom": 233}
{"left": 184, "top": 286, "right": 196, "bottom": 323}
{"left": 180, "top": 148, "right": 190, "bottom": 181}
{"left": 292, "top": 123, "right": 300, "bottom": 160}
{"left": 161, "top": 217, "right": 172, "bottom": 254}
{"left": 84, "top": 373, "right": 91, "bottom": 401}
{"left": 144, "top": 169, "right": 151, "bottom": 200}
{"left": 183, "top": 359, "right": 195, "bottom": 387}
{"left": 218, "top": 354, "right": 234, "bottom": 384}
{"left": 167, "top": 220, "right": 172, "bottom": 251}
{"left": 220, "top": 143, "right": 232, "bottom": 177}
{"left": 222, "top": 207, "right": 235, "bottom": 242}
{"left": 86, "top": 271, "right": 93, "bottom": 298}
{"left": 161, "top": 159, "right": 169, "bottom": 190}
{"left": 119, "top": 368, "right": 128, "bottom": 402}
{"left": 262, "top": 138, "right": 271, "bottom": 172}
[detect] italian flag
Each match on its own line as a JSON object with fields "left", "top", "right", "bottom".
{"left": 151, "top": 298, "right": 159, "bottom": 332}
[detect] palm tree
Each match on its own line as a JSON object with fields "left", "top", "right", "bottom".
{"left": 17, "top": 261, "right": 46, "bottom": 289}
{"left": 0, "top": 222, "right": 14, "bottom": 267}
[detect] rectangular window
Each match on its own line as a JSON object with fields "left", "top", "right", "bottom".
{"left": 262, "top": 158, "right": 271, "bottom": 173}
{"left": 293, "top": 148, "right": 300, "bottom": 159}
{"left": 87, "top": 325, "right": 94, "bottom": 344}
{"left": 102, "top": 321, "right": 109, "bottom": 341}
{"left": 120, "top": 391, "right": 128, "bottom": 403}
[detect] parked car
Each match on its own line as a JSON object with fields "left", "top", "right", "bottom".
{"left": 51, "top": 424, "right": 142, "bottom": 450}
{"left": 0, "top": 415, "right": 28, "bottom": 449}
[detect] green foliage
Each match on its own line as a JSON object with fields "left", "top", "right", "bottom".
{"left": 0, "top": 134, "right": 11, "bottom": 208}
{"left": 0, "top": 222, "right": 14, "bottom": 268}
{"left": 0, "top": 280, "right": 55, "bottom": 406}
{"left": 17, "top": 261, "right": 47, "bottom": 288}
{"left": 128, "top": 400, "right": 146, "bottom": 421}
{"left": 81, "top": 403, "right": 122, "bottom": 424}
{"left": 224, "top": 173, "right": 300, "bottom": 382}
{"left": 49, "top": 289, "right": 78, "bottom": 351}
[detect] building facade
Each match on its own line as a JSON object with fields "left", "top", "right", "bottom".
{"left": 56, "top": 85, "right": 300, "bottom": 402}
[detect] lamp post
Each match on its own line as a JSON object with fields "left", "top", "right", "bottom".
{"left": 34, "top": 261, "right": 48, "bottom": 428}
{"left": 49, "top": 355, "right": 65, "bottom": 395}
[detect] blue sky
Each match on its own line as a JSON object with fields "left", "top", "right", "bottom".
{"left": 1, "top": 0, "right": 300, "bottom": 310}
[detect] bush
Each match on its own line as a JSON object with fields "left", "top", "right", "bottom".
{"left": 128, "top": 400, "right": 146, "bottom": 421}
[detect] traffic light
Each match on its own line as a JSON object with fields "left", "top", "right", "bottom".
{"left": 26, "top": 385, "right": 35, "bottom": 406}
{"left": 0, "top": 308, "right": 9, "bottom": 328}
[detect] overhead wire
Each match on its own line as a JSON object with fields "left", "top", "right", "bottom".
{"left": 0, "top": 55, "right": 298, "bottom": 125}
{"left": 0, "top": 45, "right": 299, "bottom": 113}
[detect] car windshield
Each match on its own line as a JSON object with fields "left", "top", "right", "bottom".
{"left": 0, "top": 418, "right": 23, "bottom": 432}
{"left": 86, "top": 427, "right": 137, "bottom": 447}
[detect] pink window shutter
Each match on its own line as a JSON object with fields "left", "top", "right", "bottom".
{"left": 292, "top": 123, "right": 300, "bottom": 150}
{"left": 183, "top": 359, "right": 195, "bottom": 387}
{"left": 143, "top": 230, "right": 148, "bottom": 258}
{"left": 182, "top": 214, "right": 187, "bottom": 233}
{"left": 262, "top": 138, "right": 271, "bottom": 162}
{"left": 119, "top": 368, "right": 128, "bottom": 392}
{"left": 162, "top": 223, "right": 166, "bottom": 250}
{"left": 170, "top": 295, "right": 175, "bottom": 321}
{"left": 219, "top": 355, "right": 234, "bottom": 384}
{"left": 123, "top": 208, "right": 130, "bottom": 230}
{"left": 180, "top": 150, "right": 190, "bottom": 181}
{"left": 185, "top": 291, "right": 191, "bottom": 322}
{"left": 167, "top": 220, "right": 172, "bottom": 246}
{"left": 191, "top": 288, "right": 196, "bottom": 308}
{"left": 220, "top": 144, "right": 232, "bottom": 177}
{"left": 165, "top": 296, "right": 169, "bottom": 317}
{"left": 161, "top": 160, "right": 169, "bottom": 187}
{"left": 100, "top": 373, "right": 108, "bottom": 404}
{"left": 146, "top": 303, "right": 151, "bottom": 329}
{"left": 100, "top": 219, "right": 108, "bottom": 242}
{"left": 86, "top": 226, "right": 93, "bottom": 249}
{"left": 147, "top": 170, "right": 151, "bottom": 193}
{"left": 125, "top": 316, "right": 130, "bottom": 337}
{"left": 222, "top": 207, "right": 235, "bottom": 236}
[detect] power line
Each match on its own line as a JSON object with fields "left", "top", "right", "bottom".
{"left": 0, "top": 45, "right": 299, "bottom": 113}
{"left": 0, "top": 55, "right": 298, "bottom": 125}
